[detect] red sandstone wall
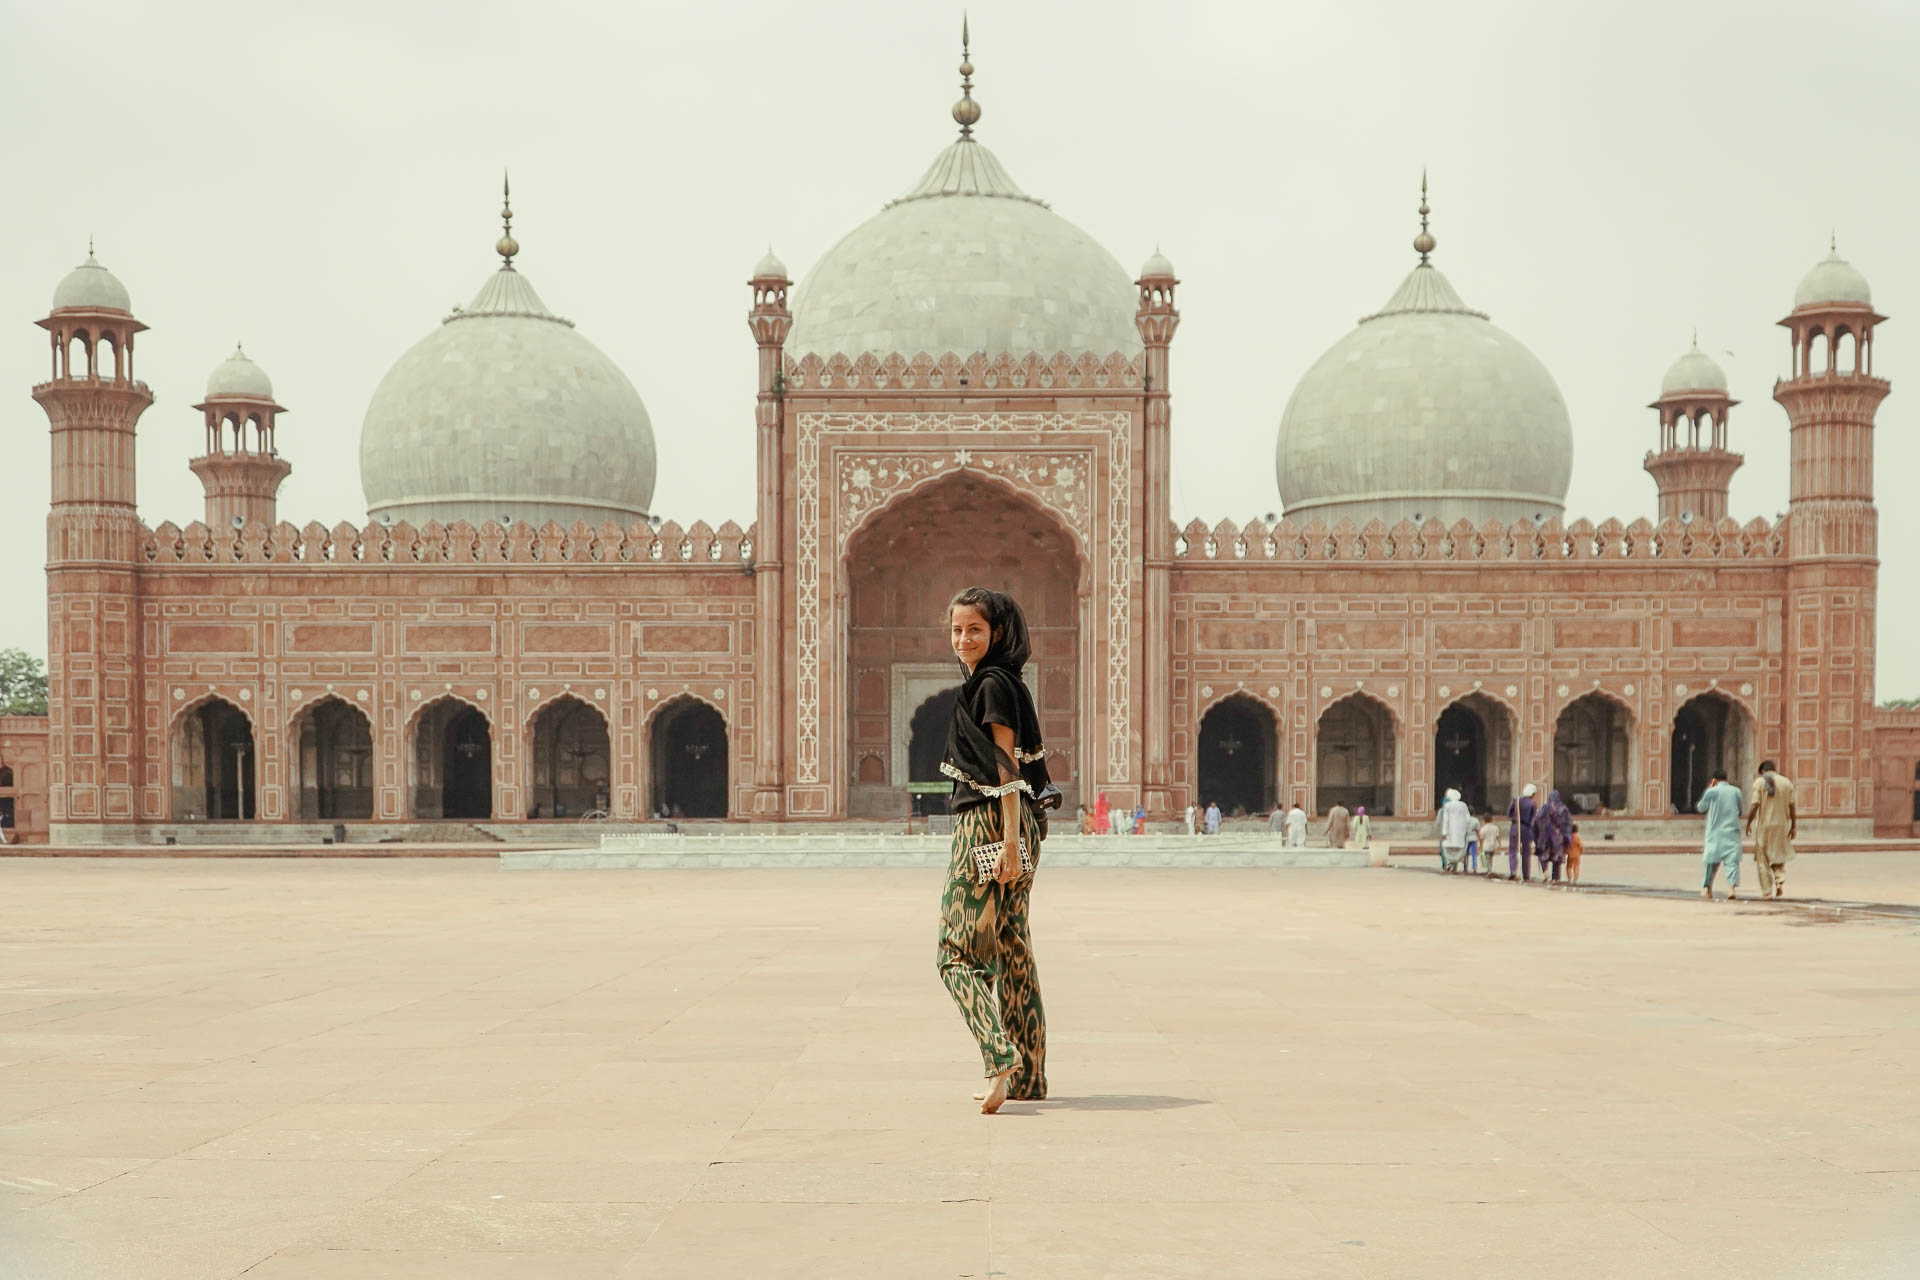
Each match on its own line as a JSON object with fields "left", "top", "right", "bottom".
{"left": 1871, "top": 709, "right": 1920, "bottom": 837}
{"left": 0, "top": 714, "right": 51, "bottom": 843}
{"left": 108, "top": 519, "right": 755, "bottom": 827}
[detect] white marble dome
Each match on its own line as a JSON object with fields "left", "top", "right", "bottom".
{"left": 359, "top": 259, "right": 656, "bottom": 528}
{"left": 1660, "top": 342, "right": 1728, "bottom": 397}
{"left": 1794, "top": 248, "right": 1871, "bottom": 309}
{"left": 1276, "top": 260, "right": 1574, "bottom": 527}
{"left": 51, "top": 250, "right": 131, "bottom": 312}
{"left": 787, "top": 137, "right": 1141, "bottom": 361}
{"left": 205, "top": 345, "right": 274, "bottom": 400}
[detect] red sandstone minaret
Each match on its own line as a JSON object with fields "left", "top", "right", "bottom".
{"left": 33, "top": 246, "right": 154, "bottom": 831}
{"left": 1644, "top": 337, "right": 1743, "bottom": 524}
{"left": 1774, "top": 241, "right": 1889, "bottom": 821}
{"left": 189, "top": 345, "right": 291, "bottom": 529}
{"left": 747, "top": 247, "right": 792, "bottom": 817}
{"left": 1136, "top": 249, "right": 1179, "bottom": 809}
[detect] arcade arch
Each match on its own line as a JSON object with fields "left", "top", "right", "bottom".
{"left": 649, "top": 696, "right": 727, "bottom": 819}
{"left": 1670, "top": 692, "right": 1756, "bottom": 810}
{"left": 410, "top": 697, "right": 492, "bottom": 820}
{"left": 528, "top": 696, "right": 610, "bottom": 819}
{"left": 1316, "top": 693, "right": 1397, "bottom": 816}
{"left": 1197, "top": 694, "right": 1278, "bottom": 818}
{"left": 1553, "top": 693, "right": 1633, "bottom": 814}
{"left": 906, "top": 686, "right": 961, "bottom": 817}
{"left": 171, "top": 697, "right": 255, "bottom": 820}
{"left": 843, "top": 471, "right": 1082, "bottom": 815}
{"left": 291, "top": 697, "right": 373, "bottom": 821}
{"left": 1434, "top": 693, "right": 1516, "bottom": 815}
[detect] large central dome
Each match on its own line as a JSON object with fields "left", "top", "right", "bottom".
{"left": 360, "top": 202, "right": 656, "bottom": 529}
{"left": 787, "top": 51, "right": 1139, "bottom": 362}
{"left": 1276, "top": 203, "right": 1573, "bottom": 527}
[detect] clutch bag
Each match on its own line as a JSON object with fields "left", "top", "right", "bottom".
{"left": 970, "top": 840, "right": 1035, "bottom": 884}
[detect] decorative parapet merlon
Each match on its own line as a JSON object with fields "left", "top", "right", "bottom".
{"left": 783, "top": 349, "right": 1143, "bottom": 392}
{"left": 139, "top": 517, "right": 756, "bottom": 567}
{"left": 1169, "top": 514, "right": 1787, "bottom": 563}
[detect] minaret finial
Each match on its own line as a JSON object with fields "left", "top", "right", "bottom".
{"left": 1412, "top": 168, "right": 1436, "bottom": 265}
{"left": 496, "top": 169, "right": 519, "bottom": 269}
{"left": 88, "top": 233, "right": 95, "bottom": 258}
{"left": 1830, "top": 227, "right": 1837, "bottom": 254}
{"left": 952, "top": 15, "right": 981, "bottom": 138}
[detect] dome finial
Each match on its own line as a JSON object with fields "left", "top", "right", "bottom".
{"left": 1412, "top": 169, "right": 1436, "bottom": 265}
{"left": 88, "top": 232, "right": 95, "bottom": 258}
{"left": 952, "top": 14, "right": 981, "bottom": 138}
{"left": 496, "top": 170, "right": 520, "bottom": 270}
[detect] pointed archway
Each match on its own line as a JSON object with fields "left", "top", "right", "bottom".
{"left": 291, "top": 697, "right": 373, "bottom": 820}
{"left": 1197, "top": 695, "right": 1278, "bottom": 818}
{"left": 171, "top": 698, "right": 256, "bottom": 820}
{"left": 412, "top": 698, "right": 493, "bottom": 820}
{"left": 1670, "top": 692, "right": 1755, "bottom": 811}
{"left": 906, "top": 687, "right": 961, "bottom": 817}
{"left": 1433, "top": 693, "right": 1516, "bottom": 816}
{"left": 843, "top": 470, "right": 1082, "bottom": 816}
{"left": 1316, "top": 694, "right": 1397, "bottom": 816}
{"left": 528, "top": 696, "right": 611, "bottom": 819}
{"left": 650, "top": 697, "right": 728, "bottom": 818}
{"left": 1553, "top": 693, "right": 1633, "bottom": 814}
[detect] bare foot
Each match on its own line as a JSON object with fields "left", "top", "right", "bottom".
{"left": 979, "top": 1065, "right": 1015, "bottom": 1114}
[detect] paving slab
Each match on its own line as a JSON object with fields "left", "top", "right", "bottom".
{"left": 0, "top": 854, "right": 1916, "bottom": 1278}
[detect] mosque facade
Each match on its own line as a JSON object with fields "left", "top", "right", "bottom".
{"left": 5, "top": 46, "right": 1917, "bottom": 844}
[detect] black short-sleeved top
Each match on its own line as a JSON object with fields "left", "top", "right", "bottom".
{"left": 949, "top": 676, "right": 1026, "bottom": 814}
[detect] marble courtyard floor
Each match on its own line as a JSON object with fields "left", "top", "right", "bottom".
{"left": 1, "top": 854, "right": 1917, "bottom": 1278}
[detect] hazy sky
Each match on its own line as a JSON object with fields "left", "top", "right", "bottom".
{"left": 2, "top": 0, "right": 1914, "bottom": 695}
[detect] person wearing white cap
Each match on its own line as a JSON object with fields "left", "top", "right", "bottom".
{"left": 1505, "top": 784, "right": 1541, "bottom": 881}
{"left": 1436, "top": 787, "right": 1474, "bottom": 873}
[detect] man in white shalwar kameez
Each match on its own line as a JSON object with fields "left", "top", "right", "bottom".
{"left": 1284, "top": 802, "right": 1308, "bottom": 848}
{"left": 1436, "top": 788, "right": 1474, "bottom": 873}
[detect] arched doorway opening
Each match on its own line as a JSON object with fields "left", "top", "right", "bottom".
{"left": 412, "top": 699, "right": 492, "bottom": 820}
{"left": 1434, "top": 693, "right": 1516, "bottom": 816}
{"left": 843, "top": 471, "right": 1082, "bottom": 817}
{"left": 1316, "top": 694, "right": 1396, "bottom": 816}
{"left": 1553, "top": 694, "right": 1632, "bottom": 815}
{"left": 171, "top": 698, "right": 255, "bottom": 820}
{"left": 650, "top": 697, "right": 727, "bottom": 818}
{"left": 1197, "top": 695, "right": 1278, "bottom": 818}
{"left": 1670, "top": 692, "right": 1755, "bottom": 811}
{"left": 906, "top": 687, "right": 961, "bottom": 817}
{"left": 292, "top": 697, "right": 373, "bottom": 820}
{"left": 528, "top": 697, "right": 610, "bottom": 819}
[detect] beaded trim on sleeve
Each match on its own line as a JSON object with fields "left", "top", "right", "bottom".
{"left": 939, "top": 761, "right": 1037, "bottom": 800}
{"left": 1013, "top": 746, "right": 1047, "bottom": 763}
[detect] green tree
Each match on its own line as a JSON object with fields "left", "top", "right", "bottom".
{"left": 0, "top": 649, "right": 49, "bottom": 716}
{"left": 1883, "top": 696, "right": 1920, "bottom": 711}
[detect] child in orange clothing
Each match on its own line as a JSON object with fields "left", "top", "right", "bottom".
{"left": 1567, "top": 823, "right": 1584, "bottom": 883}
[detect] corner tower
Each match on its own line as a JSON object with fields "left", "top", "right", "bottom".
{"left": 746, "top": 248, "right": 792, "bottom": 818}
{"left": 189, "top": 345, "right": 291, "bottom": 528}
{"left": 1137, "top": 250, "right": 1179, "bottom": 807}
{"left": 1643, "top": 338, "right": 1742, "bottom": 524}
{"left": 1773, "top": 242, "right": 1889, "bottom": 824}
{"left": 33, "top": 246, "right": 155, "bottom": 829}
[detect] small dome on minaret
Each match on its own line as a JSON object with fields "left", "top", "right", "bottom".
{"left": 204, "top": 344, "right": 275, "bottom": 400}
{"left": 1139, "top": 249, "right": 1175, "bottom": 279}
{"left": 1794, "top": 241, "right": 1872, "bottom": 309}
{"left": 51, "top": 245, "right": 132, "bottom": 312}
{"left": 1660, "top": 338, "right": 1728, "bottom": 396}
{"left": 752, "top": 247, "right": 788, "bottom": 279}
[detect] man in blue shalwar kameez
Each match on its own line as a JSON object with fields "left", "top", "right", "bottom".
{"left": 1696, "top": 767, "right": 1744, "bottom": 902}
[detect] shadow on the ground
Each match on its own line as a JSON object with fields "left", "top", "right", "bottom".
{"left": 1395, "top": 865, "right": 1920, "bottom": 920}
{"left": 1012, "top": 1094, "right": 1210, "bottom": 1113}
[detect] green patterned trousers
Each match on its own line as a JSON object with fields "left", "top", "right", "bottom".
{"left": 938, "top": 800, "right": 1047, "bottom": 1099}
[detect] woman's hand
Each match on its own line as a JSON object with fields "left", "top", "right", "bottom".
{"left": 995, "top": 831, "right": 1022, "bottom": 884}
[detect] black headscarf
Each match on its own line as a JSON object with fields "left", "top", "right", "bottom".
{"left": 942, "top": 588, "right": 1050, "bottom": 809}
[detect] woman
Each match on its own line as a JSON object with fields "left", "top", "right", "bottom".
{"left": 1532, "top": 788, "right": 1574, "bottom": 882}
{"left": 938, "top": 587, "right": 1052, "bottom": 1114}
{"left": 1350, "top": 805, "right": 1371, "bottom": 851}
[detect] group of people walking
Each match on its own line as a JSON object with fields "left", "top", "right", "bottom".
{"left": 1262, "top": 799, "right": 1371, "bottom": 849}
{"left": 1695, "top": 759, "right": 1797, "bottom": 901}
{"left": 1434, "top": 784, "right": 1583, "bottom": 882}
